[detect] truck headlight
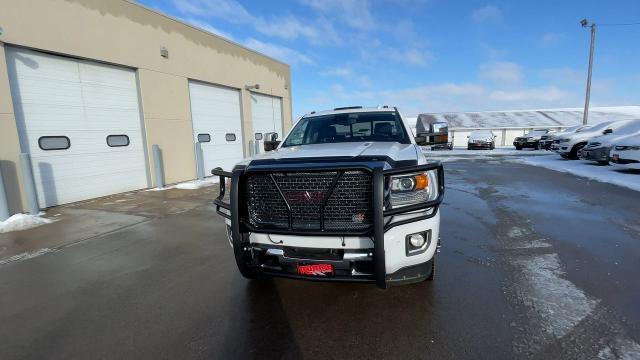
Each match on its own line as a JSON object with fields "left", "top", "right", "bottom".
{"left": 388, "top": 170, "right": 438, "bottom": 208}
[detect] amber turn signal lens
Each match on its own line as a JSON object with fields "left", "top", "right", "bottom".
{"left": 414, "top": 174, "right": 428, "bottom": 190}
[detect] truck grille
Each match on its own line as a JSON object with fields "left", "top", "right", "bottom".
{"left": 246, "top": 171, "right": 373, "bottom": 231}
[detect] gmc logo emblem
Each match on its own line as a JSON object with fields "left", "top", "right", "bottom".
{"left": 284, "top": 191, "right": 325, "bottom": 203}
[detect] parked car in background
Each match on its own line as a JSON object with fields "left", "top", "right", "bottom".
{"left": 513, "top": 129, "right": 552, "bottom": 150}
{"left": 610, "top": 135, "right": 640, "bottom": 170}
{"left": 540, "top": 125, "right": 592, "bottom": 150}
{"left": 431, "top": 142, "right": 453, "bottom": 151}
{"left": 580, "top": 119, "right": 640, "bottom": 164}
{"left": 538, "top": 131, "right": 556, "bottom": 150}
{"left": 467, "top": 130, "right": 496, "bottom": 150}
{"left": 552, "top": 120, "right": 632, "bottom": 159}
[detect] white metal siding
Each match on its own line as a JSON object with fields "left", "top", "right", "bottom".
{"left": 6, "top": 47, "right": 148, "bottom": 208}
{"left": 188, "top": 81, "right": 244, "bottom": 172}
{"left": 505, "top": 129, "right": 527, "bottom": 145}
{"left": 451, "top": 130, "right": 471, "bottom": 147}
{"left": 251, "top": 92, "right": 283, "bottom": 143}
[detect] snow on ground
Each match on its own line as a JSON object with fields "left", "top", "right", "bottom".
{"left": 147, "top": 177, "right": 220, "bottom": 191}
{"left": 0, "top": 213, "right": 55, "bottom": 234}
{"left": 423, "top": 147, "right": 547, "bottom": 156}
{"left": 510, "top": 155, "right": 640, "bottom": 192}
{"left": 423, "top": 148, "right": 549, "bottom": 162}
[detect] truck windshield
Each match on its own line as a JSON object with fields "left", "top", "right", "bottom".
{"left": 282, "top": 111, "right": 409, "bottom": 146}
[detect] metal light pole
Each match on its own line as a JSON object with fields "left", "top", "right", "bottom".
{"left": 580, "top": 19, "right": 596, "bottom": 125}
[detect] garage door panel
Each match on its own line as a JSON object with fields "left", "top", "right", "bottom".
{"left": 32, "top": 156, "right": 146, "bottom": 180}
{"left": 26, "top": 129, "right": 143, "bottom": 155}
{"left": 79, "top": 61, "right": 138, "bottom": 89}
{"left": 251, "top": 93, "right": 283, "bottom": 143}
{"left": 82, "top": 109, "right": 144, "bottom": 131}
{"left": 7, "top": 47, "right": 148, "bottom": 208}
{"left": 189, "top": 81, "right": 244, "bottom": 172}
{"left": 10, "top": 77, "right": 84, "bottom": 107}
{"left": 15, "top": 105, "right": 86, "bottom": 132}
{"left": 81, "top": 86, "right": 140, "bottom": 110}
{"left": 7, "top": 48, "right": 81, "bottom": 82}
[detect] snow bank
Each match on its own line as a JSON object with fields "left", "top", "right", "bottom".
{"left": 0, "top": 213, "right": 55, "bottom": 234}
{"left": 510, "top": 155, "right": 640, "bottom": 192}
{"left": 147, "top": 177, "right": 219, "bottom": 191}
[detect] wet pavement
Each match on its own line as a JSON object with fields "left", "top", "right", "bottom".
{"left": 1, "top": 159, "right": 640, "bottom": 359}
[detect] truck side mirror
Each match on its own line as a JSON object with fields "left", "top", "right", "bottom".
{"left": 415, "top": 136, "right": 427, "bottom": 144}
{"left": 263, "top": 132, "right": 280, "bottom": 151}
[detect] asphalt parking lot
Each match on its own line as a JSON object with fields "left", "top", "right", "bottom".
{"left": 1, "top": 159, "right": 639, "bottom": 359}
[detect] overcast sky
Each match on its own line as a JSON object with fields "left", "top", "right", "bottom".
{"left": 141, "top": 0, "right": 640, "bottom": 117}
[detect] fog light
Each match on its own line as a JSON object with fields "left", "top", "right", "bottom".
{"left": 409, "top": 234, "right": 425, "bottom": 248}
{"left": 406, "top": 231, "right": 431, "bottom": 256}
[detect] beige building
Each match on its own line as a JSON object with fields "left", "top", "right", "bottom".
{"left": 0, "top": 0, "right": 292, "bottom": 213}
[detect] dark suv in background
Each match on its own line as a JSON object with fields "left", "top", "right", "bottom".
{"left": 514, "top": 129, "right": 552, "bottom": 150}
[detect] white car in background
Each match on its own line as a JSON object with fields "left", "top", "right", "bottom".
{"left": 552, "top": 120, "right": 632, "bottom": 159}
{"left": 541, "top": 124, "right": 591, "bottom": 150}
{"left": 467, "top": 130, "right": 496, "bottom": 150}
{"left": 580, "top": 119, "right": 640, "bottom": 164}
{"left": 610, "top": 135, "right": 640, "bottom": 170}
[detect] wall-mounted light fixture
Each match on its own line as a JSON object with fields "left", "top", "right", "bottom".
{"left": 160, "top": 46, "right": 169, "bottom": 58}
{"left": 245, "top": 84, "right": 260, "bottom": 90}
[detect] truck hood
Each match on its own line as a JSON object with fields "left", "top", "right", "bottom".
{"left": 249, "top": 142, "right": 419, "bottom": 163}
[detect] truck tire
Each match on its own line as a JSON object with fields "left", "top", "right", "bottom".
{"left": 490, "top": 142, "right": 495, "bottom": 150}
{"left": 467, "top": 145, "right": 472, "bottom": 150}
{"left": 515, "top": 145, "right": 522, "bottom": 150}
{"left": 426, "top": 257, "right": 435, "bottom": 281}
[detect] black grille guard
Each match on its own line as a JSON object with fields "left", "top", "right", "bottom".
{"left": 212, "top": 161, "right": 445, "bottom": 289}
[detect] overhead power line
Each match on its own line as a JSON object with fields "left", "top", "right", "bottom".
{"left": 598, "top": 21, "right": 640, "bottom": 27}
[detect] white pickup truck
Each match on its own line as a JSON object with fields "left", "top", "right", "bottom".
{"left": 213, "top": 106, "right": 446, "bottom": 289}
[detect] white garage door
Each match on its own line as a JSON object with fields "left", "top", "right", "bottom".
{"left": 188, "top": 81, "right": 244, "bottom": 172}
{"left": 251, "top": 92, "right": 283, "bottom": 145}
{"left": 6, "top": 47, "right": 148, "bottom": 208}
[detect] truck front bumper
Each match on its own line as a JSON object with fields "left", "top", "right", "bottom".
{"left": 245, "top": 213, "right": 440, "bottom": 286}
{"left": 213, "top": 162, "right": 445, "bottom": 289}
